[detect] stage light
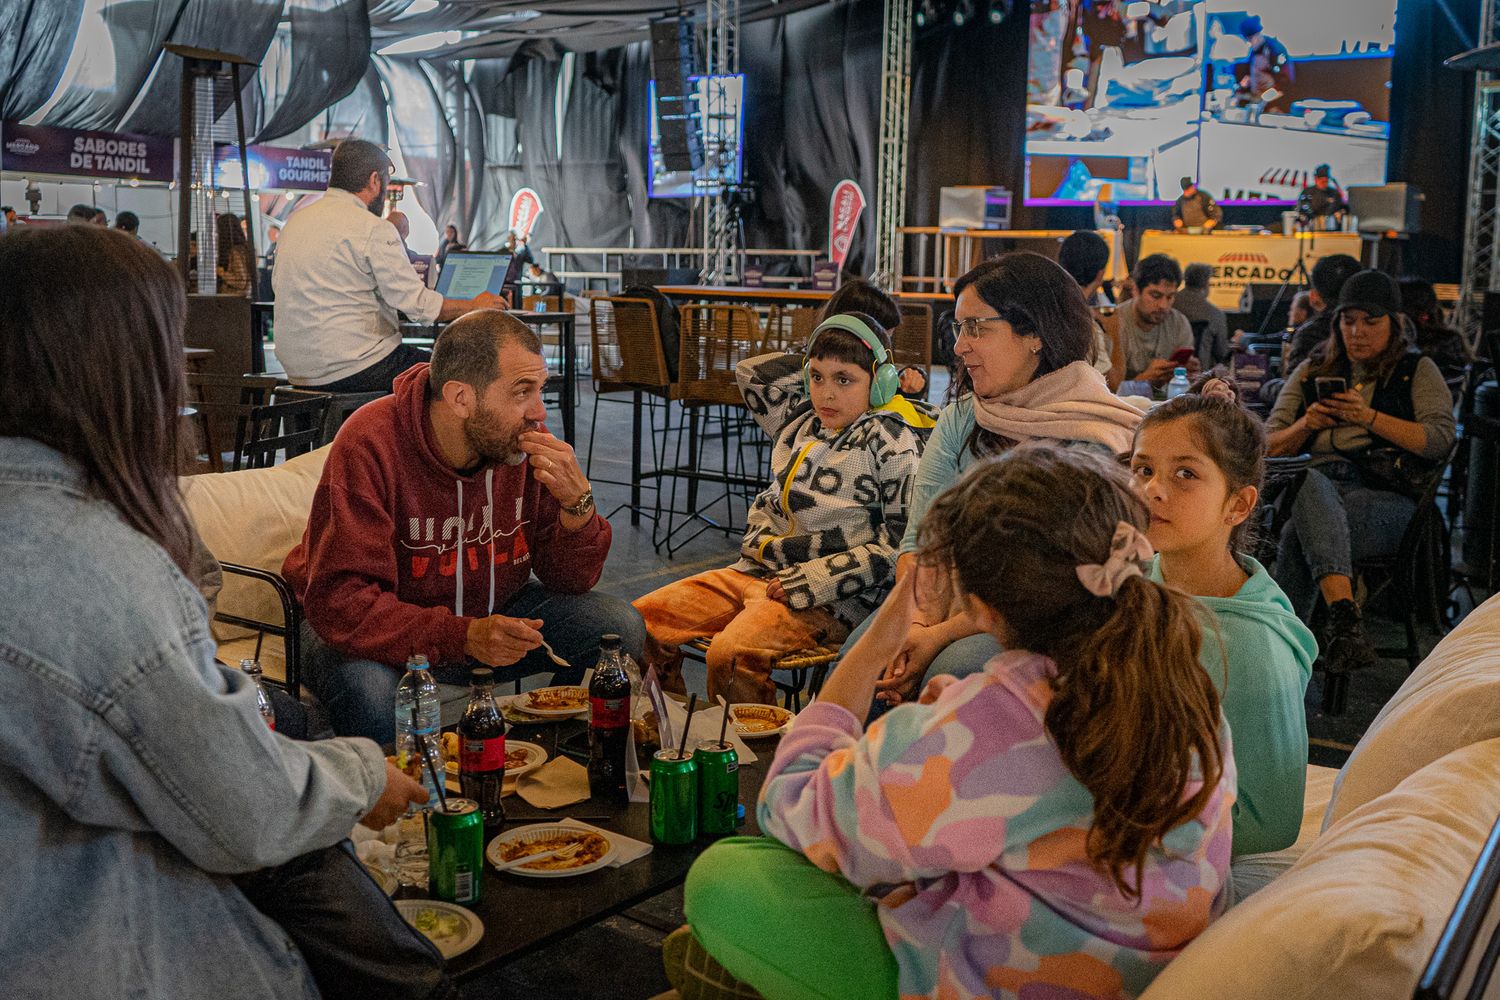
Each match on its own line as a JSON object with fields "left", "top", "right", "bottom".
{"left": 953, "top": 0, "right": 974, "bottom": 26}
{"left": 916, "top": 0, "right": 937, "bottom": 27}
{"left": 987, "top": 0, "right": 1010, "bottom": 23}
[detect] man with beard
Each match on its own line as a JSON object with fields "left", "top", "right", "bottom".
{"left": 1119, "top": 253, "right": 1197, "bottom": 389}
{"left": 273, "top": 138, "right": 508, "bottom": 394}
{"left": 284, "top": 310, "right": 645, "bottom": 742}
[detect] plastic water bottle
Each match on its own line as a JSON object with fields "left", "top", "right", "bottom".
{"left": 239, "top": 658, "right": 275, "bottom": 730}
{"left": 1166, "top": 366, "right": 1191, "bottom": 399}
{"left": 395, "top": 654, "right": 442, "bottom": 810}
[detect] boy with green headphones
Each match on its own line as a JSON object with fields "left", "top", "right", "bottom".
{"left": 633, "top": 312, "right": 939, "bottom": 705}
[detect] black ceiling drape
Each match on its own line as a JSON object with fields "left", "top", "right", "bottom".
{"left": 42, "top": 0, "right": 192, "bottom": 130}
{"left": 257, "top": 0, "right": 371, "bottom": 142}
{"left": 1388, "top": 0, "right": 1481, "bottom": 282}
{"left": 119, "top": 0, "right": 282, "bottom": 136}
{"left": 0, "top": 0, "right": 86, "bottom": 120}
{"left": 321, "top": 63, "right": 389, "bottom": 147}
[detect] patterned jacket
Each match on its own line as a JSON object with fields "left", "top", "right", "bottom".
{"left": 759, "top": 653, "right": 1236, "bottom": 1000}
{"left": 731, "top": 352, "right": 938, "bottom": 628}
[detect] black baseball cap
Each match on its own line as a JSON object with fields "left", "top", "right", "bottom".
{"left": 1314, "top": 164, "right": 1331, "bottom": 179}
{"left": 1336, "top": 269, "right": 1401, "bottom": 319}
{"left": 1180, "top": 176, "right": 1195, "bottom": 191}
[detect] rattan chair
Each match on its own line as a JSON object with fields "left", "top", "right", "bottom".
{"left": 586, "top": 296, "right": 674, "bottom": 524}
{"left": 765, "top": 305, "right": 820, "bottom": 355}
{"left": 657, "top": 304, "right": 770, "bottom": 554}
{"left": 893, "top": 301, "right": 934, "bottom": 374}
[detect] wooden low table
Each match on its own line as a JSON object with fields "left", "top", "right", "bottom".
{"left": 404, "top": 716, "right": 775, "bottom": 980}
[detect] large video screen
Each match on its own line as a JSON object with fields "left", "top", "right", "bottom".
{"left": 1023, "top": 1, "right": 1397, "bottom": 206}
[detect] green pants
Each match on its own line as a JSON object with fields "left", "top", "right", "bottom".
{"left": 684, "top": 837, "right": 900, "bottom": 1000}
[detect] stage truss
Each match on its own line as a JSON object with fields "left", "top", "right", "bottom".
{"left": 1459, "top": 0, "right": 1500, "bottom": 347}
{"left": 698, "top": 0, "right": 741, "bottom": 283}
{"left": 873, "top": 0, "right": 914, "bottom": 290}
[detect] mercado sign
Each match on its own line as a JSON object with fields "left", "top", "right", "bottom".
{"left": 1, "top": 122, "right": 174, "bottom": 181}
{"left": 1137, "top": 230, "right": 1364, "bottom": 311}
{"left": 214, "top": 144, "right": 332, "bottom": 191}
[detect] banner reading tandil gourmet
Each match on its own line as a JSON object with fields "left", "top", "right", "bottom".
{"left": 828, "top": 180, "right": 866, "bottom": 270}
{"left": 1137, "top": 231, "right": 1364, "bottom": 311}
{"left": 213, "top": 144, "right": 332, "bottom": 191}
{"left": 1, "top": 122, "right": 174, "bottom": 181}
{"left": 509, "top": 188, "right": 544, "bottom": 240}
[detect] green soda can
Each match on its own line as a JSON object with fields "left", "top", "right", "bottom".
{"left": 694, "top": 740, "right": 739, "bottom": 837}
{"left": 426, "top": 798, "right": 484, "bottom": 905}
{"left": 649, "top": 748, "right": 698, "bottom": 845}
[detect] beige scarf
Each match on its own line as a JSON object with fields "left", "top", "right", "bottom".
{"left": 971, "top": 361, "right": 1142, "bottom": 454}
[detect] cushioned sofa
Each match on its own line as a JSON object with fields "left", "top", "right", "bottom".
{"left": 1145, "top": 591, "right": 1500, "bottom": 999}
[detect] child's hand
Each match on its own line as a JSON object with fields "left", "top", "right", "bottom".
{"left": 765, "top": 578, "right": 788, "bottom": 603}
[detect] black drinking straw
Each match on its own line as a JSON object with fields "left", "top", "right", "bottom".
{"left": 716, "top": 663, "right": 736, "bottom": 745}
{"left": 677, "top": 694, "right": 698, "bottom": 760}
{"left": 415, "top": 704, "right": 449, "bottom": 812}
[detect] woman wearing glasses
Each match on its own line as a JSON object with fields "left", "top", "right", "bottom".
{"left": 864, "top": 252, "right": 1145, "bottom": 708}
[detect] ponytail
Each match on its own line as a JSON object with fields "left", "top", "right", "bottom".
{"left": 1047, "top": 575, "right": 1224, "bottom": 900}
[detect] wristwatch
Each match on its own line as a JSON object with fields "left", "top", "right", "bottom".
{"left": 562, "top": 489, "right": 595, "bottom": 518}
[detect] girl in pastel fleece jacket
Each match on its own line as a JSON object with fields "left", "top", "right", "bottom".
{"left": 1132, "top": 393, "right": 1316, "bottom": 859}
{"left": 682, "top": 445, "right": 1235, "bottom": 1000}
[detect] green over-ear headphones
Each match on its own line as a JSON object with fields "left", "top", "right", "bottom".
{"left": 802, "top": 313, "right": 900, "bottom": 408}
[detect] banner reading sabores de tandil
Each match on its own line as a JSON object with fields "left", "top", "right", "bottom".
{"left": 1137, "top": 231, "right": 1364, "bottom": 312}
{"left": 1, "top": 122, "right": 174, "bottom": 181}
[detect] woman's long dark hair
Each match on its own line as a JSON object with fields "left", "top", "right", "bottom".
{"left": 1314, "top": 306, "right": 1411, "bottom": 382}
{"left": 0, "top": 226, "right": 193, "bottom": 574}
{"left": 950, "top": 252, "right": 1097, "bottom": 455}
{"left": 216, "top": 212, "right": 250, "bottom": 271}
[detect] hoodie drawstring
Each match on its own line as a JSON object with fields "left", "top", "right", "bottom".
{"left": 454, "top": 480, "right": 464, "bottom": 615}
{"left": 486, "top": 469, "right": 496, "bottom": 616}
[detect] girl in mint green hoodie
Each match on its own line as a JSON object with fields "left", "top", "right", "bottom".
{"left": 1131, "top": 393, "right": 1317, "bottom": 858}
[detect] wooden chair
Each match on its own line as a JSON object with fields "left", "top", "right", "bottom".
{"left": 240, "top": 388, "right": 333, "bottom": 469}
{"left": 586, "top": 296, "right": 674, "bottom": 524}
{"left": 185, "top": 373, "right": 282, "bottom": 473}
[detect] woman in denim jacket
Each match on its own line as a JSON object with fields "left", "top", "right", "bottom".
{"left": 0, "top": 227, "right": 433, "bottom": 1000}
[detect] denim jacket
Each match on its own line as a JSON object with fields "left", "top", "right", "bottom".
{"left": 0, "top": 437, "right": 387, "bottom": 1000}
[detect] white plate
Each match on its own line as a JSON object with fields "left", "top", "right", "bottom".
{"left": 444, "top": 740, "right": 548, "bottom": 782}
{"left": 393, "top": 899, "right": 484, "bottom": 959}
{"left": 486, "top": 824, "right": 618, "bottom": 878}
{"left": 729, "top": 704, "right": 794, "bottom": 740}
{"left": 514, "top": 686, "right": 590, "bottom": 718}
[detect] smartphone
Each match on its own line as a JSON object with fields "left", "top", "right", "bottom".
{"left": 1313, "top": 376, "right": 1347, "bottom": 403}
{"left": 1170, "top": 347, "right": 1196, "bottom": 365}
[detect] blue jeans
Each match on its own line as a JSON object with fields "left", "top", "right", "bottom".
{"left": 1274, "top": 461, "right": 1416, "bottom": 619}
{"left": 302, "top": 581, "right": 647, "bottom": 745}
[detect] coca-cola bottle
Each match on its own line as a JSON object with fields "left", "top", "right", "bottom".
{"left": 239, "top": 658, "right": 275, "bottom": 730}
{"left": 587, "top": 634, "right": 632, "bottom": 803}
{"left": 459, "top": 667, "right": 507, "bottom": 828}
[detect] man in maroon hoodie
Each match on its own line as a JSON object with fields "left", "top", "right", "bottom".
{"left": 284, "top": 310, "right": 645, "bottom": 743}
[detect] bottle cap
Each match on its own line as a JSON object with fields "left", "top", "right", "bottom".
{"left": 406, "top": 653, "right": 430, "bottom": 669}
{"left": 1174, "top": 367, "right": 1187, "bottom": 376}
{"left": 471, "top": 667, "right": 494, "bottom": 682}
{"left": 600, "top": 633, "right": 622, "bottom": 649}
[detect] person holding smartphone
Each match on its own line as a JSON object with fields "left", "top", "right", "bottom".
{"left": 1265, "top": 270, "right": 1456, "bottom": 675}
{"left": 1118, "top": 253, "right": 1200, "bottom": 389}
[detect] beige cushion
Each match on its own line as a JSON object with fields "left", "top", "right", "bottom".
{"left": 180, "top": 446, "right": 329, "bottom": 643}
{"left": 1324, "top": 592, "right": 1500, "bottom": 828}
{"left": 1143, "top": 737, "right": 1500, "bottom": 1000}
{"left": 214, "top": 634, "right": 288, "bottom": 685}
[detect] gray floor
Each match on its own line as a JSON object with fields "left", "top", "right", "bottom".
{"left": 444, "top": 373, "right": 1479, "bottom": 998}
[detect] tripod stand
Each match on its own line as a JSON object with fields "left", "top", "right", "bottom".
{"left": 1255, "top": 214, "right": 1314, "bottom": 339}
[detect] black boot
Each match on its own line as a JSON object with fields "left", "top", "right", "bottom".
{"left": 1322, "top": 599, "right": 1377, "bottom": 674}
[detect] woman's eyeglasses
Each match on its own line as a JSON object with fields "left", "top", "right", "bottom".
{"left": 952, "top": 316, "right": 1005, "bottom": 340}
